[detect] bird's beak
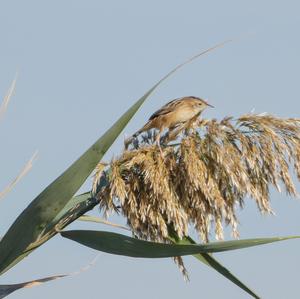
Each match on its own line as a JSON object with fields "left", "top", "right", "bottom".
{"left": 203, "top": 99, "right": 214, "bottom": 108}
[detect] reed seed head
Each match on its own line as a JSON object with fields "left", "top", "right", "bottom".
{"left": 93, "top": 113, "right": 300, "bottom": 277}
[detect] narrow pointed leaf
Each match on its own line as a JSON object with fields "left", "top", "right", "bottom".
{"left": 0, "top": 151, "right": 38, "bottom": 201}
{"left": 174, "top": 236, "right": 260, "bottom": 299}
{"left": 0, "top": 74, "right": 17, "bottom": 121}
{"left": 0, "top": 254, "right": 98, "bottom": 298}
{"left": 49, "top": 192, "right": 92, "bottom": 229}
{"left": 0, "top": 41, "right": 229, "bottom": 275}
{"left": 61, "top": 230, "right": 299, "bottom": 257}
{"left": 79, "top": 215, "right": 130, "bottom": 231}
{"left": 0, "top": 78, "right": 153, "bottom": 273}
{"left": 0, "top": 275, "right": 66, "bottom": 299}
{"left": 75, "top": 214, "right": 259, "bottom": 298}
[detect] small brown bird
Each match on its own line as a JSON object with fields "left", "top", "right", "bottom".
{"left": 127, "top": 96, "right": 213, "bottom": 152}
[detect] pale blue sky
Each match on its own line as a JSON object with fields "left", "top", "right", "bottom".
{"left": 0, "top": 1, "right": 300, "bottom": 298}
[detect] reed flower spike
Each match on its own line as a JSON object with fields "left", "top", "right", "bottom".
{"left": 95, "top": 109, "right": 300, "bottom": 278}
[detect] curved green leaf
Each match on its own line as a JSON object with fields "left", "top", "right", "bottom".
{"left": 0, "top": 86, "right": 149, "bottom": 273}
{"left": 74, "top": 208, "right": 259, "bottom": 297}
{"left": 76, "top": 213, "right": 258, "bottom": 298}
{"left": 61, "top": 230, "right": 299, "bottom": 257}
{"left": 174, "top": 235, "right": 260, "bottom": 299}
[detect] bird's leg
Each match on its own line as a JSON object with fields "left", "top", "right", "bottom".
{"left": 186, "top": 113, "right": 201, "bottom": 133}
{"left": 155, "top": 130, "right": 164, "bottom": 157}
{"left": 171, "top": 123, "right": 185, "bottom": 140}
{"left": 162, "top": 123, "right": 186, "bottom": 144}
{"left": 124, "top": 136, "right": 134, "bottom": 150}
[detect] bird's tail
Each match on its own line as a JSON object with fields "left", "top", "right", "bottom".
{"left": 124, "top": 120, "right": 153, "bottom": 150}
{"left": 132, "top": 120, "right": 153, "bottom": 138}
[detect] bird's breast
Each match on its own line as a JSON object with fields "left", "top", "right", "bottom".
{"left": 168, "top": 106, "right": 200, "bottom": 125}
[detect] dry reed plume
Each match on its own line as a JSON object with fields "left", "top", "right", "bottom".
{"left": 93, "top": 113, "right": 300, "bottom": 277}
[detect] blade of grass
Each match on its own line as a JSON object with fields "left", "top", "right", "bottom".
{"left": 0, "top": 192, "right": 96, "bottom": 274}
{"left": 0, "top": 40, "right": 230, "bottom": 275}
{"left": 0, "top": 93, "right": 149, "bottom": 273}
{"left": 75, "top": 211, "right": 258, "bottom": 298}
{"left": 74, "top": 214, "right": 259, "bottom": 298}
{"left": 0, "top": 151, "right": 38, "bottom": 201}
{"left": 61, "top": 230, "right": 299, "bottom": 257}
{"left": 71, "top": 188, "right": 260, "bottom": 298}
{"left": 173, "top": 235, "right": 260, "bottom": 299}
{"left": 0, "top": 74, "right": 17, "bottom": 122}
{"left": 79, "top": 215, "right": 130, "bottom": 231}
{"left": 0, "top": 275, "right": 66, "bottom": 299}
{"left": 0, "top": 254, "right": 99, "bottom": 298}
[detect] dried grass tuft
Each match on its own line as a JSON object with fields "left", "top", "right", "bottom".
{"left": 93, "top": 113, "right": 300, "bottom": 276}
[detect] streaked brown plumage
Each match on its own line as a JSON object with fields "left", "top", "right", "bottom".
{"left": 129, "top": 96, "right": 213, "bottom": 151}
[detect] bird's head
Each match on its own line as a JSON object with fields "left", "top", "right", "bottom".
{"left": 188, "top": 96, "right": 214, "bottom": 113}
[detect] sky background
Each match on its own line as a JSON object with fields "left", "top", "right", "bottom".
{"left": 0, "top": 1, "right": 300, "bottom": 298}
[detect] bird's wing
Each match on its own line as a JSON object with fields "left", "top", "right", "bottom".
{"left": 149, "top": 98, "right": 183, "bottom": 120}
